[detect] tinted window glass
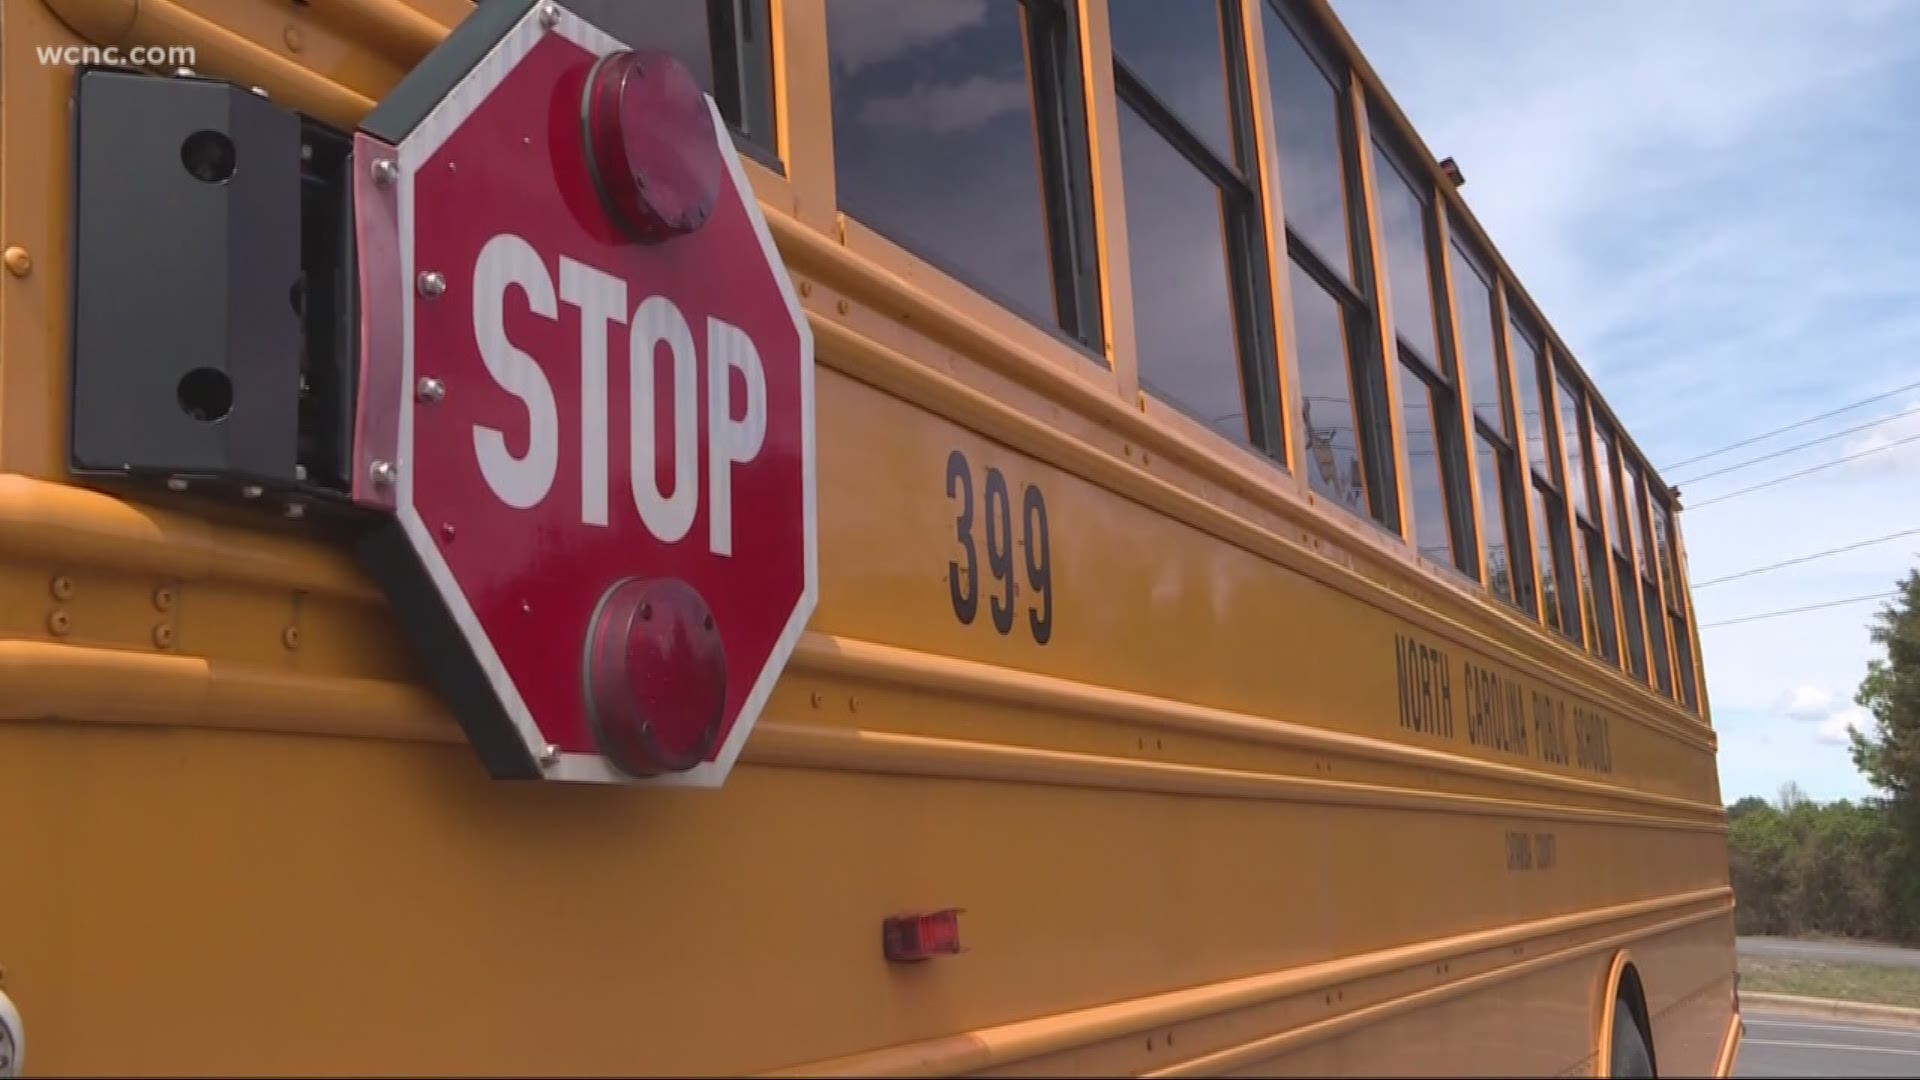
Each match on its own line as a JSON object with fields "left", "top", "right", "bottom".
{"left": 563, "top": 0, "right": 774, "bottom": 148}
{"left": 1646, "top": 581, "right": 1673, "bottom": 694}
{"left": 1595, "top": 429, "right": 1624, "bottom": 552}
{"left": 1476, "top": 434, "right": 1518, "bottom": 604}
{"left": 1510, "top": 318, "right": 1549, "bottom": 476}
{"left": 1619, "top": 559, "right": 1648, "bottom": 681}
{"left": 1371, "top": 142, "right": 1438, "bottom": 360}
{"left": 1655, "top": 504, "right": 1679, "bottom": 608}
{"left": 1673, "top": 612, "right": 1698, "bottom": 708}
{"left": 1292, "top": 261, "right": 1368, "bottom": 513}
{"left": 829, "top": 1, "right": 1059, "bottom": 326}
{"left": 1557, "top": 376, "right": 1590, "bottom": 519}
{"left": 1399, "top": 364, "right": 1454, "bottom": 565}
{"left": 1262, "top": 7, "right": 1350, "bottom": 280}
{"left": 1450, "top": 241, "right": 1505, "bottom": 429}
{"left": 1109, "top": 0, "right": 1235, "bottom": 159}
{"left": 1630, "top": 467, "right": 1653, "bottom": 578}
{"left": 1533, "top": 487, "right": 1573, "bottom": 637}
{"left": 1119, "top": 103, "right": 1246, "bottom": 444}
{"left": 1582, "top": 531, "right": 1617, "bottom": 661}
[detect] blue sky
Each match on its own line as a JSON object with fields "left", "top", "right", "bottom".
{"left": 1331, "top": 0, "right": 1920, "bottom": 803}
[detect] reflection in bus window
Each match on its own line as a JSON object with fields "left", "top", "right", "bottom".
{"left": 1371, "top": 143, "right": 1440, "bottom": 360}
{"left": 1108, "top": 0, "right": 1236, "bottom": 160}
{"left": 1118, "top": 106, "right": 1247, "bottom": 444}
{"left": 1452, "top": 243, "right": 1505, "bottom": 425}
{"left": 1558, "top": 376, "right": 1590, "bottom": 519}
{"left": 1510, "top": 316, "right": 1550, "bottom": 475}
{"left": 828, "top": 0, "right": 1101, "bottom": 344}
{"left": 1533, "top": 486, "right": 1577, "bottom": 638}
{"left": 1399, "top": 365, "right": 1455, "bottom": 567}
{"left": 1291, "top": 261, "right": 1368, "bottom": 513}
{"left": 1476, "top": 434, "right": 1521, "bottom": 606}
{"left": 1263, "top": 8, "right": 1351, "bottom": 279}
{"left": 562, "top": 0, "right": 774, "bottom": 151}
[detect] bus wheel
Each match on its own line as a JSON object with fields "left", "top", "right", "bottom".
{"left": 1610, "top": 1000, "right": 1655, "bottom": 1078}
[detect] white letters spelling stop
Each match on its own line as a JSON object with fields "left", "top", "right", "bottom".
{"left": 470, "top": 232, "right": 768, "bottom": 557}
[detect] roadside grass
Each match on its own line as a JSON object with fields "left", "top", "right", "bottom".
{"left": 1741, "top": 956, "right": 1920, "bottom": 1008}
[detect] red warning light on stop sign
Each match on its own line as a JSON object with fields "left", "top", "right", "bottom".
{"left": 351, "top": 2, "right": 816, "bottom": 787}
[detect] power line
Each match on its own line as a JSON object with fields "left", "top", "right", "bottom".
{"left": 1694, "top": 526, "right": 1920, "bottom": 588}
{"left": 1687, "top": 431, "right": 1920, "bottom": 509}
{"left": 1699, "top": 591, "right": 1897, "bottom": 630}
{"left": 1673, "top": 404, "right": 1920, "bottom": 485}
{"left": 1662, "top": 379, "right": 1920, "bottom": 471}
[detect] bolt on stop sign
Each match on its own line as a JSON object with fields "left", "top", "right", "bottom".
{"left": 347, "top": 0, "right": 816, "bottom": 786}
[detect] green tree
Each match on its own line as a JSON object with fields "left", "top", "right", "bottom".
{"left": 1849, "top": 569, "right": 1920, "bottom": 938}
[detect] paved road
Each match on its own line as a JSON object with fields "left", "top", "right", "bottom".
{"left": 1737, "top": 1010, "right": 1920, "bottom": 1077}
{"left": 1738, "top": 936, "right": 1920, "bottom": 968}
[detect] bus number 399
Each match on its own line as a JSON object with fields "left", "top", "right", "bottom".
{"left": 945, "top": 449, "right": 1052, "bottom": 645}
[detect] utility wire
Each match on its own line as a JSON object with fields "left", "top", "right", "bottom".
{"left": 1687, "top": 431, "right": 1920, "bottom": 509}
{"left": 1699, "top": 591, "right": 1898, "bottom": 630}
{"left": 1662, "top": 379, "right": 1920, "bottom": 471}
{"left": 1673, "top": 404, "right": 1920, "bottom": 485}
{"left": 1694, "top": 526, "right": 1920, "bottom": 588}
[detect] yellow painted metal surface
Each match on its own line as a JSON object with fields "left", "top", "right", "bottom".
{"left": 0, "top": 0, "right": 1735, "bottom": 1075}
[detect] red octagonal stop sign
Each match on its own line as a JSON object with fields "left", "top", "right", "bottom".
{"left": 349, "top": 1, "right": 816, "bottom": 786}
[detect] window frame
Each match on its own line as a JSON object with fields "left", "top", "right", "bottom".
{"left": 1112, "top": 0, "right": 1286, "bottom": 458}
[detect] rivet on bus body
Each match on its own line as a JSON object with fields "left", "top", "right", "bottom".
{"left": 152, "top": 623, "right": 174, "bottom": 649}
{"left": 369, "top": 459, "right": 399, "bottom": 485}
{"left": 539, "top": 2, "right": 561, "bottom": 28}
{"left": 47, "top": 610, "right": 70, "bottom": 636}
{"left": 3, "top": 247, "right": 30, "bottom": 277}
{"left": 153, "top": 585, "right": 175, "bottom": 612}
{"left": 284, "top": 25, "right": 304, "bottom": 52}
{"left": 49, "top": 576, "right": 74, "bottom": 601}
{"left": 417, "top": 270, "right": 446, "bottom": 297}
{"left": 372, "top": 159, "right": 399, "bottom": 186}
{"left": 416, "top": 376, "right": 446, "bottom": 403}
{"left": 282, "top": 626, "right": 301, "bottom": 650}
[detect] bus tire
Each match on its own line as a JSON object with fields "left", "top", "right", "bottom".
{"left": 1610, "top": 999, "right": 1655, "bottom": 1078}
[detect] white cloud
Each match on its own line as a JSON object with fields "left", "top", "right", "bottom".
{"left": 827, "top": 0, "right": 988, "bottom": 75}
{"left": 1842, "top": 407, "right": 1920, "bottom": 475}
{"left": 857, "top": 73, "right": 1030, "bottom": 136}
{"left": 1816, "top": 708, "right": 1868, "bottom": 748}
{"left": 1780, "top": 684, "right": 1835, "bottom": 721}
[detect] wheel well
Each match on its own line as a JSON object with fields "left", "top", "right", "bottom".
{"left": 1615, "top": 962, "right": 1658, "bottom": 1077}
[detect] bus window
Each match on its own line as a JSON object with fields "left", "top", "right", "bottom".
{"left": 562, "top": 0, "right": 774, "bottom": 153}
{"left": 1451, "top": 236, "right": 1529, "bottom": 611}
{"left": 1372, "top": 136, "right": 1472, "bottom": 574}
{"left": 1512, "top": 316, "right": 1578, "bottom": 638}
{"left": 1264, "top": 3, "right": 1395, "bottom": 526}
{"left": 1112, "top": 0, "right": 1283, "bottom": 455}
{"left": 827, "top": 0, "right": 1102, "bottom": 346}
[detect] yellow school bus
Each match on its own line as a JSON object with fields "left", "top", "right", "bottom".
{"left": 0, "top": 0, "right": 1736, "bottom": 1075}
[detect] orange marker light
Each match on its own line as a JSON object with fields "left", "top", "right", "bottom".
{"left": 882, "top": 908, "right": 963, "bottom": 963}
